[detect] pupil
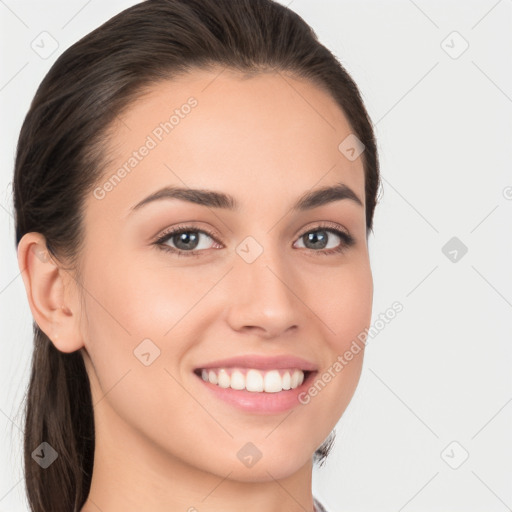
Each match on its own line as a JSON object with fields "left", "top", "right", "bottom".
{"left": 175, "top": 232, "right": 199, "bottom": 250}
{"left": 306, "top": 231, "right": 327, "bottom": 249}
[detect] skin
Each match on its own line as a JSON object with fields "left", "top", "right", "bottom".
{"left": 17, "top": 68, "right": 373, "bottom": 512}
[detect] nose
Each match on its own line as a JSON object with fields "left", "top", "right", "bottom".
{"left": 225, "top": 245, "right": 303, "bottom": 338}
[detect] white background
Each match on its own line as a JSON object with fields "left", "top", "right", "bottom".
{"left": 1, "top": 1, "right": 511, "bottom": 511}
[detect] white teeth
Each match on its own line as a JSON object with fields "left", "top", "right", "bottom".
{"left": 217, "top": 369, "right": 230, "bottom": 388}
{"left": 199, "top": 367, "right": 306, "bottom": 393}
{"left": 263, "top": 370, "right": 281, "bottom": 392}
{"left": 230, "top": 370, "right": 245, "bottom": 390}
{"left": 282, "top": 371, "right": 291, "bottom": 390}
{"left": 246, "top": 369, "right": 264, "bottom": 392}
{"left": 208, "top": 370, "right": 218, "bottom": 385}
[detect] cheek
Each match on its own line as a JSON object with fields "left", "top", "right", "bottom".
{"left": 78, "top": 248, "right": 223, "bottom": 400}
{"left": 78, "top": 251, "right": 210, "bottom": 447}
{"left": 82, "top": 247, "right": 207, "bottom": 342}
{"left": 312, "top": 258, "right": 373, "bottom": 351}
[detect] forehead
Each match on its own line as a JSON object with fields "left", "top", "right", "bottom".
{"left": 88, "top": 68, "right": 365, "bottom": 222}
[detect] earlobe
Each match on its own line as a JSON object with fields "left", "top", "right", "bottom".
{"left": 17, "top": 232, "right": 84, "bottom": 353}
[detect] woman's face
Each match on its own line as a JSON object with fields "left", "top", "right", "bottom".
{"left": 76, "top": 68, "right": 372, "bottom": 481}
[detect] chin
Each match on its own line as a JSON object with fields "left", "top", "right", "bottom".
{"left": 223, "top": 456, "right": 311, "bottom": 483}
{"left": 215, "top": 441, "right": 314, "bottom": 483}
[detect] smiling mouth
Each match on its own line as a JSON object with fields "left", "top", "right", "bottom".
{"left": 193, "top": 367, "right": 315, "bottom": 393}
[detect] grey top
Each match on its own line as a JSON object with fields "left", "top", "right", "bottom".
{"left": 313, "top": 496, "right": 328, "bottom": 512}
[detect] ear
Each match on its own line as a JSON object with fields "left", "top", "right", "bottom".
{"left": 17, "top": 232, "right": 84, "bottom": 353}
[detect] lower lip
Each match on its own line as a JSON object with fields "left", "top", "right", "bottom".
{"left": 194, "top": 370, "right": 317, "bottom": 414}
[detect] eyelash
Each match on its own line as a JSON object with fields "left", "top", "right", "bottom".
{"left": 153, "top": 221, "right": 355, "bottom": 258}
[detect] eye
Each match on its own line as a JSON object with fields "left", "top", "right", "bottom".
{"left": 154, "top": 221, "right": 355, "bottom": 258}
{"left": 154, "top": 225, "right": 221, "bottom": 257}
{"left": 293, "top": 222, "right": 355, "bottom": 255}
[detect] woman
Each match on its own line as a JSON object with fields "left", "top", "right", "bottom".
{"left": 14, "top": 0, "right": 380, "bottom": 511}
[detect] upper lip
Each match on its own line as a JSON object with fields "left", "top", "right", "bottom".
{"left": 195, "top": 354, "right": 318, "bottom": 372}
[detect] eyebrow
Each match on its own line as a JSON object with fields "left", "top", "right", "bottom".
{"left": 129, "top": 181, "right": 363, "bottom": 214}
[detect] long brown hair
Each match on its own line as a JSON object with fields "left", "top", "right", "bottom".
{"left": 12, "top": 1, "right": 380, "bottom": 510}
